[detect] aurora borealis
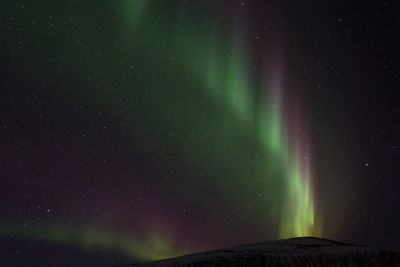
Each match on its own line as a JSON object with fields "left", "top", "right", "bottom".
{"left": 2, "top": 0, "right": 400, "bottom": 266}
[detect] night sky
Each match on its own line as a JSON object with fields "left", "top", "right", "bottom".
{"left": 1, "top": 0, "right": 400, "bottom": 266}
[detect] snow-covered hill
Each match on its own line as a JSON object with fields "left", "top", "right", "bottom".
{"left": 123, "top": 237, "right": 400, "bottom": 266}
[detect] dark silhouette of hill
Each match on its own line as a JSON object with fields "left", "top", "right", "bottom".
{"left": 120, "top": 237, "right": 400, "bottom": 267}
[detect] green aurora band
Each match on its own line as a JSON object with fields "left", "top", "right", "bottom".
{"left": 2, "top": 0, "right": 320, "bottom": 261}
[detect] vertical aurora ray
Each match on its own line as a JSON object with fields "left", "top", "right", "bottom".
{"left": 183, "top": 27, "right": 318, "bottom": 237}
{"left": 264, "top": 67, "right": 316, "bottom": 238}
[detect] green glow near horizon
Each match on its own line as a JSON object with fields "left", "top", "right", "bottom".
{"left": 0, "top": 223, "right": 186, "bottom": 261}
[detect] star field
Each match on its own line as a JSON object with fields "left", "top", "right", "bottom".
{"left": 1, "top": 0, "right": 400, "bottom": 266}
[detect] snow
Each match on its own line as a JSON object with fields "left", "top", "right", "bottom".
{"left": 123, "top": 237, "right": 400, "bottom": 267}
